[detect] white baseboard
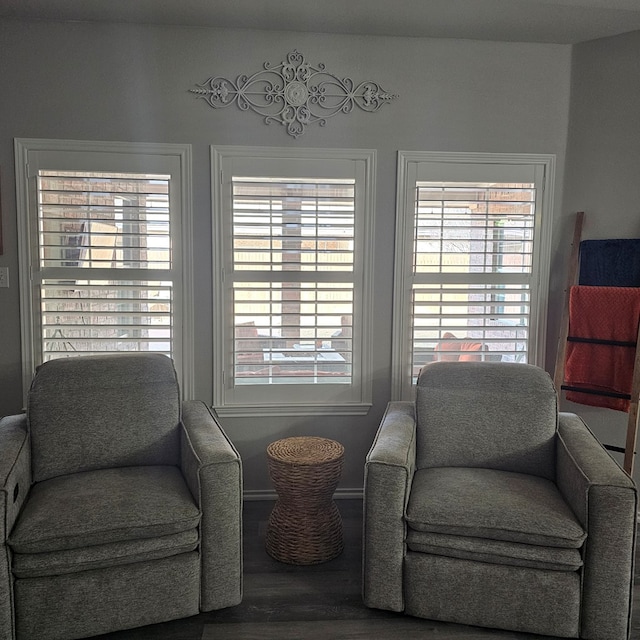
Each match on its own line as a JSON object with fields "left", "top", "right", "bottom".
{"left": 334, "top": 487, "right": 365, "bottom": 499}
{"left": 243, "top": 489, "right": 276, "bottom": 501}
{"left": 243, "top": 487, "right": 363, "bottom": 501}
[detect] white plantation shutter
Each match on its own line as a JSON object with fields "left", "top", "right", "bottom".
{"left": 412, "top": 181, "right": 535, "bottom": 371}
{"left": 15, "top": 140, "right": 192, "bottom": 398}
{"left": 232, "top": 178, "right": 355, "bottom": 272}
{"left": 37, "top": 171, "right": 173, "bottom": 360}
{"left": 393, "top": 153, "right": 554, "bottom": 399}
{"left": 213, "top": 147, "right": 375, "bottom": 416}
{"left": 232, "top": 178, "right": 354, "bottom": 384}
{"left": 41, "top": 280, "right": 173, "bottom": 358}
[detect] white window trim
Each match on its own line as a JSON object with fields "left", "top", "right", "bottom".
{"left": 391, "top": 150, "right": 555, "bottom": 401}
{"left": 14, "top": 138, "right": 194, "bottom": 402}
{"left": 211, "top": 145, "right": 375, "bottom": 417}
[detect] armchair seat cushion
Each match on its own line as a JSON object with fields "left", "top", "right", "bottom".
{"left": 406, "top": 467, "right": 586, "bottom": 548}
{"left": 9, "top": 466, "right": 201, "bottom": 554}
{"left": 406, "top": 530, "right": 583, "bottom": 571}
{"left": 12, "top": 529, "right": 199, "bottom": 578}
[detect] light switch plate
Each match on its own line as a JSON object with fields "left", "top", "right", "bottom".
{"left": 0, "top": 267, "right": 9, "bottom": 288}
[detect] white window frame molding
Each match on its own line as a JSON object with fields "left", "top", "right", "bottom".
{"left": 14, "top": 138, "right": 194, "bottom": 402}
{"left": 391, "top": 150, "right": 556, "bottom": 401}
{"left": 211, "top": 145, "right": 376, "bottom": 417}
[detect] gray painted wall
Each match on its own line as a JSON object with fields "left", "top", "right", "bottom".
{"left": 0, "top": 19, "right": 573, "bottom": 493}
{"left": 561, "top": 30, "right": 640, "bottom": 482}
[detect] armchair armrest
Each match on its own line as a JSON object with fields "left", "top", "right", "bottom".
{"left": 0, "top": 413, "right": 31, "bottom": 639}
{"left": 0, "top": 414, "right": 31, "bottom": 540}
{"left": 180, "top": 401, "right": 242, "bottom": 611}
{"left": 363, "top": 401, "right": 416, "bottom": 612}
{"left": 556, "top": 412, "right": 637, "bottom": 640}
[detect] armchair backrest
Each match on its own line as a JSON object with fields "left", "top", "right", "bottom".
{"left": 415, "top": 361, "right": 557, "bottom": 480}
{"left": 28, "top": 354, "right": 181, "bottom": 482}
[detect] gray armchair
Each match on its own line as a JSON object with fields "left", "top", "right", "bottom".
{"left": 364, "top": 361, "right": 637, "bottom": 640}
{"left": 0, "top": 354, "right": 242, "bottom": 640}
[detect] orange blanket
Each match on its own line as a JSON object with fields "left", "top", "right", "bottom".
{"left": 435, "top": 332, "right": 483, "bottom": 361}
{"left": 565, "top": 286, "right": 640, "bottom": 411}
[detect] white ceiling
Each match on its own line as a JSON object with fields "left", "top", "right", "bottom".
{"left": 2, "top": 0, "right": 640, "bottom": 44}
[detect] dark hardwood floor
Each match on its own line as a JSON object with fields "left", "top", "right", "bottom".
{"left": 92, "top": 499, "right": 639, "bottom": 640}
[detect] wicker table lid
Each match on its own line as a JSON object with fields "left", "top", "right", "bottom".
{"left": 267, "top": 436, "right": 344, "bottom": 465}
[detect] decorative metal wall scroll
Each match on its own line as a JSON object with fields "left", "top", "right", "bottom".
{"left": 190, "top": 50, "right": 398, "bottom": 138}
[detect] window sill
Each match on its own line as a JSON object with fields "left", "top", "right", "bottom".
{"left": 213, "top": 402, "right": 372, "bottom": 418}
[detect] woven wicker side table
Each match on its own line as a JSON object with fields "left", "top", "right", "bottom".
{"left": 266, "top": 436, "right": 344, "bottom": 565}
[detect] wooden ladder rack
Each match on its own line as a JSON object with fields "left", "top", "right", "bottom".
{"left": 553, "top": 212, "right": 640, "bottom": 475}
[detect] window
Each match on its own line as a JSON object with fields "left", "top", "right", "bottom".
{"left": 212, "top": 147, "right": 375, "bottom": 416}
{"left": 392, "top": 152, "right": 555, "bottom": 400}
{"left": 15, "top": 140, "right": 193, "bottom": 398}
